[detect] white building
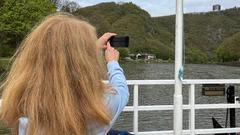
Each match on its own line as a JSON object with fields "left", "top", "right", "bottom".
{"left": 213, "top": 4, "right": 221, "bottom": 11}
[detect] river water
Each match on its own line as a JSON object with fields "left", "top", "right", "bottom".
{"left": 0, "top": 63, "right": 239, "bottom": 134}
{"left": 113, "top": 63, "right": 240, "bottom": 133}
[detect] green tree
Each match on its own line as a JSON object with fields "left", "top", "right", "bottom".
{"left": 216, "top": 32, "right": 240, "bottom": 62}
{"left": 186, "top": 48, "right": 208, "bottom": 63}
{"left": 0, "top": 0, "right": 56, "bottom": 57}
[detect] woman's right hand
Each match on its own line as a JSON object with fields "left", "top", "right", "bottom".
{"left": 97, "top": 32, "right": 116, "bottom": 49}
{"left": 105, "top": 42, "right": 119, "bottom": 62}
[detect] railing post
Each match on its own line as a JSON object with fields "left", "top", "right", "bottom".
{"left": 174, "top": 0, "right": 183, "bottom": 134}
{"left": 133, "top": 85, "right": 139, "bottom": 134}
{"left": 189, "top": 84, "right": 195, "bottom": 135}
{"left": 227, "top": 86, "right": 236, "bottom": 135}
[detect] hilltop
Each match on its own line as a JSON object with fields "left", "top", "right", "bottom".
{"left": 74, "top": 2, "right": 174, "bottom": 60}
{"left": 73, "top": 2, "right": 240, "bottom": 63}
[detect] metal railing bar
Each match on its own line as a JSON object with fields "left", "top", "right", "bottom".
{"left": 189, "top": 84, "right": 195, "bottom": 135}
{"left": 193, "top": 127, "right": 240, "bottom": 134}
{"left": 132, "top": 127, "right": 240, "bottom": 135}
{"left": 183, "top": 79, "right": 240, "bottom": 84}
{"left": 123, "top": 103, "right": 240, "bottom": 112}
{"left": 133, "top": 85, "right": 139, "bottom": 134}
{"left": 110, "top": 79, "right": 240, "bottom": 85}
{"left": 192, "top": 104, "right": 240, "bottom": 109}
{"left": 124, "top": 105, "right": 174, "bottom": 111}
{"left": 137, "top": 130, "right": 173, "bottom": 135}
{"left": 126, "top": 80, "right": 175, "bottom": 85}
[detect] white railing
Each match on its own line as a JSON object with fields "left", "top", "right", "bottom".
{"left": 123, "top": 79, "right": 240, "bottom": 135}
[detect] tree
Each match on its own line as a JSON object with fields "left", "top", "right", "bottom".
{"left": 0, "top": 0, "right": 56, "bottom": 57}
{"left": 186, "top": 48, "right": 208, "bottom": 63}
{"left": 216, "top": 32, "right": 240, "bottom": 62}
{"left": 62, "top": 1, "right": 81, "bottom": 13}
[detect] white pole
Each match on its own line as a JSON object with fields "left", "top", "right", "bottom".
{"left": 174, "top": 0, "right": 183, "bottom": 134}
{"left": 133, "top": 85, "right": 139, "bottom": 134}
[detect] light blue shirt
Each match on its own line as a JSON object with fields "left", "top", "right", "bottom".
{"left": 18, "top": 60, "right": 129, "bottom": 135}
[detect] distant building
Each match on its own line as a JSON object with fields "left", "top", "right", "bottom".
{"left": 146, "top": 54, "right": 156, "bottom": 60}
{"left": 130, "top": 53, "right": 156, "bottom": 60}
{"left": 213, "top": 4, "right": 221, "bottom": 11}
{"left": 136, "top": 53, "right": 142, "bottom": 60}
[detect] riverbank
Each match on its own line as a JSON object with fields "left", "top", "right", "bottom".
{"left": 218, "top": 61, "right": 240, "bottom": 67}
{"left": 121, "top": 59, "right": 240, "bottom": 67}
{"left": 120, "top": 58, "right": 174, "bottom": 64}
{"left": 1, "top": 57, "right": 240, "bottom": 68}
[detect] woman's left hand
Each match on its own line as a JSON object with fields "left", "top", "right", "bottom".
{"left": 97, "top": 32, "right": 116, "bottom": 49}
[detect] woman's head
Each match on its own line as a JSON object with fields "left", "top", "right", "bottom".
{"left": 0, "top": 13, "right": 111, "bottom": 135}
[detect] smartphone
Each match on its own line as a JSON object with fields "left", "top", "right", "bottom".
{"left": 109, "top": 36, "right": 129, "bottom": 48}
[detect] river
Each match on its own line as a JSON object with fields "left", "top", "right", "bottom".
{"left": 0, "top": 63, "right": 239, "bottom": 134}
{"left": 113, "top": 63, "right": 240, "bottom": 133}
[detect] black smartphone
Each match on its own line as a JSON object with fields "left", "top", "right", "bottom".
{"left": 109, "top": 36, "right": 129, "bottom": 48}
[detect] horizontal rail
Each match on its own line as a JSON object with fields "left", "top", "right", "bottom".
{"left": 183, "top": 79, "right": 240, "bottom": 84}
{"left": 124, "top": 105, "right": 173, "bottom": 111}
{"left": 119, "top": 79, "right": 240, "bottom": 85}
{"left": 124, "top": 103, "right": 240, "bottom": 111}
{"left": 126, "top": 80, "right": 175, "bottom": 85}
{"left": 136, "top": 128, "right": 240, "bottom": 135}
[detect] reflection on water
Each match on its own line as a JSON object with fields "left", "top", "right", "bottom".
{"left": 114, "top": 63, "right": 240, "bottom": 132}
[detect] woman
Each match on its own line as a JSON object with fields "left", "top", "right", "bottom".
{"left": 0, "top": 13, "right": 129, "bottom": 135}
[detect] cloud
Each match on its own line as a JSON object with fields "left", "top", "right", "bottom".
{"left": 74, "top": 0, "right": 240, "bottom": 16}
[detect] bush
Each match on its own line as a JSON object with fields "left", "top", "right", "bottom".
{"left": 186, "top": 48, "right": 208, "bottom": 63}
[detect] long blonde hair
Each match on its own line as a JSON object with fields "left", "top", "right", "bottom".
{"left": 0, "top": 13, "right": 111, "bottom": 135}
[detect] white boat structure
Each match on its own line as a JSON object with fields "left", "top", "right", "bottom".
{"left": 122, "top": 0, "right": 240, "bottom": 134}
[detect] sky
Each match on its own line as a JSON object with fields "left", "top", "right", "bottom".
{"left": 71, "top": 0, "right": 240, "bottom": 16}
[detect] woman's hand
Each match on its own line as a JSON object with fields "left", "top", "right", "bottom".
{"left": 105, "top": 42, "right": 119, "bottom": 62}
{"left": 97, "top": 32, "right": 116, "bottom": 49}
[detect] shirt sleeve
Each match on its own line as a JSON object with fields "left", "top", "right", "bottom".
{"left": 18, "top": 117, "right": 28, "bottom": 135}
{"left": 104, "top": 60, "right": 129, "bottom": 127}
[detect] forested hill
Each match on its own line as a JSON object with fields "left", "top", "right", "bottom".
{"left": 0, "top": 1, "right": 239, "bottom": 63}
{"left": 74, "top": 2, "right": 240, "bottom": 63}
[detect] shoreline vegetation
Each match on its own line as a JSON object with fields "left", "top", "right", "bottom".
{"left": 121, "top": 59, "right": 240, "bottom": 67}
{"left": 2, "top": 57, "right": 240, "bottom": 80}
{"left": 1, "top": 58, "right": 239, "bottom": 71}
